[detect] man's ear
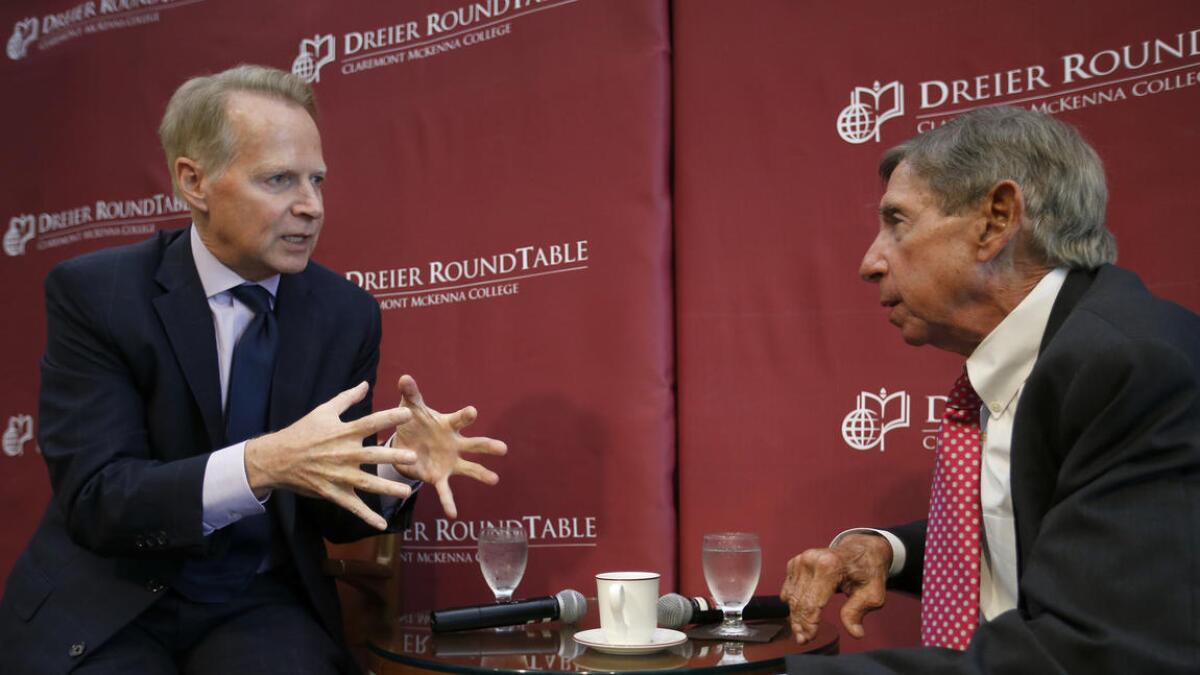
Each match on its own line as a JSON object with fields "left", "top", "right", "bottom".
{"left": 976, "top": 180, "right": 1024, "bottom": 263}
{"left": 174, "top": 157, "right": 209, "bottom": 214}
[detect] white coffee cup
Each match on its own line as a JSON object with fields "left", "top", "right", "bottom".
{"left": 596, "top": 571, "right": 660, "bottom": 645}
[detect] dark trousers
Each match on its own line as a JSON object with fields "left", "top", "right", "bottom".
{"left": 73, "top": 571, "right": 349, "bottom": 674}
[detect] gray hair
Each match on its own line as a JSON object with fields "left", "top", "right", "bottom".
{"left": 158, "top": 64, "right": 317, "bottom": 193}
{"left": 880, "top": 106, "right": 1115, "bottom": 269}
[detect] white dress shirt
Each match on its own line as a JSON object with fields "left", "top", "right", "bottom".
{"left": 191, "top": 226, "right": 413, "bottom": 536}
{"left": 835, "top": 267, "right": 1068, "bottom": 620}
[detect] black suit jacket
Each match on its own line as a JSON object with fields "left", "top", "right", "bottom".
{"left": 790, "top": 265, "right": 1200, "bottom": 673}
{"left": 0, "top": 229, "right": 412, "bottom": 674}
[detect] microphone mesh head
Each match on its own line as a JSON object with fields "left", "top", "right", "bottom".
{"left": 656, "top": 593, "right": 692, "bottom": 629}
{"left": 555, "top": 589, "right": 587, "bottom": 623}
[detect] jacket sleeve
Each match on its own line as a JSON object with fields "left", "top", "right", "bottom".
{"left": 882, "top": 519, "right": 926, "bottom": 596}
{"left": 38, "top": 260, "right": 210, "bottom": 558}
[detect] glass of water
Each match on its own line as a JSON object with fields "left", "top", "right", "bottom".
{"left": 477, "top": 526, "right": 528, "bottom": 602}
{"left": 702, "top": 532, "right": 762, "bottom": 638}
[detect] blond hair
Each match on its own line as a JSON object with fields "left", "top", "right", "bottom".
{"left": 158, "top": 64, "right": 317, "bottom": 192}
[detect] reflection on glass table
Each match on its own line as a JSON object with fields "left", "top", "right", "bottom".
{"left": 368, "top": 601, "right": 837, "bottom": 674}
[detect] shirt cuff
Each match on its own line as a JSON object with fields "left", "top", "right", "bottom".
{"left": 376, "top": 432, "right": 422, "bottom": 517}
{"left": 377, "top": 461, "right": 422, "bottom": 488}
{"left": 201, "top": 442, "right": 267, "bottom": 536}
{"left": 830, "top": 528, "right": 906, "bottom": 577}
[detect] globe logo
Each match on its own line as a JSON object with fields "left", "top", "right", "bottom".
{"left": 292, "top": 52, "right": 316, "bottom": 82}
{"left": 836, "top": 81, "right": 905, "bottom": 145}
{"left": 292, "top": 34, "right": 335, "bottom": 84}
{"left": 6, "top": 18, "right": 38, "bottom": 61}
{"left": 840, "top": 389, "right": 910, "bottom": 452}
{"left": 3, "top": 415, "right": 33, "bottom": 457}
{"left": 5, "top": 214, "right": 36, "bottom": 257}
{"left": 841, "top": 407, "right": 881, "bottom": 451}
{"left": 837, "top": 103, "right": 878, "bottom": 144}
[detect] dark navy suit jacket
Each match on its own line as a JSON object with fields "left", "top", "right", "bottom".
{"left": 789, "top": 265, "right": 1200, "bottom": 673}
{"left": 0, "top": 229, "right": 412, "bottom": 674}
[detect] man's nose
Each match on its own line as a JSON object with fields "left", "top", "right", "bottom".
{"left": 293, "top": 182, "right": 323, "bottom": 220}
{"left": 859, "top": 233, "right": 887, "bottom": 283}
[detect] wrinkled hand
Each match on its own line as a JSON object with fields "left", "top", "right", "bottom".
{"left": 389, "top": 374, "right": 507, "bottom": 519}
{"left": 779, "top": 533, "right": 892, "bottom": 644}
{"left": 245, "top": 382, "right": 419, "bottom": 530}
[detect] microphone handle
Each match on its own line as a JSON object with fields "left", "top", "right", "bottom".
{"left": 692, "top": 607, "right": 725, "bottom": 623}
{"left": 681, "top": 595, "right": 724, "bottom": 624}
{"left": 431, "top": 597, "right": 560, "bottom": 633}
{"left": 744, "top": 595, "right": 790, "bottom": 620}
{"left": 692, "top": 596, "right": 790, "bottom": 624}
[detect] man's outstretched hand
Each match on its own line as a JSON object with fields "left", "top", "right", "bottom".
{"left": 244, "top": 382, "right": 420, "bottom": 531}
{"left": 389, "top": 374, "right": 507, "bottom": 519}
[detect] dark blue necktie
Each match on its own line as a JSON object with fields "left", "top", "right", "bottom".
{"left": 175, "top": 284, "right": 277, "bottom": 602}
{"left": 225, "top": 285, "right": 277, "bottom": 443}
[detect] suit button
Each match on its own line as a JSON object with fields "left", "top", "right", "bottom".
{"left": 69, "top": 642, "right": 86, "bottom": 657}
{"left": 135, "top": 537, "right": 146, "bottom": 549}
{"left": 146, "top": 579, "right": 165, "bottom": 593}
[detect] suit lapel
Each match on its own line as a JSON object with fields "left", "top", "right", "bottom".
{"left": 269, "top": 271, "right": 319, "bottom": 535}
{"left": 269, "top": 271, "right": 319, "bottom": 432}
{"left": 153, "top": 231, "right": 225, "bottom": 450}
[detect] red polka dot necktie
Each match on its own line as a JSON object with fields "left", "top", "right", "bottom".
{"left": 920, "top": 371, "right": 983, "bottom": 650}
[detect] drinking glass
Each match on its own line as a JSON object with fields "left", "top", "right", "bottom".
{"left": 477, "top": 526, "right": 528, "bottom": 602}
{"left": 701, "top": 532, "right": 762, "bottom": 638}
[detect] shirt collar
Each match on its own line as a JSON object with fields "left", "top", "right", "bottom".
{"left": 189, "top": 225, "right": 280, "bottom": 300}
{"left": 966, "top": 267, "right": 1068, "bottom": 418}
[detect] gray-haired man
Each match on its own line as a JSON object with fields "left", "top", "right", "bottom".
{"left": 783, "top": 106, "right": 1199, "bottom": 673}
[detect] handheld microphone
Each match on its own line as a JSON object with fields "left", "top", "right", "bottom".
{"left": 431, "top": 589, "right": 587, "bottom": 633}
{"left": 656, "top": 594, "right": 790, "bottom": 629}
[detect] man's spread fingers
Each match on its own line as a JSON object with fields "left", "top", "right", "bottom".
{"left": 461, "top": 437, "right": 507, "bottom": 456}
{"left": 328, "top": 381, "right": 369, "bottom": 413}
{"left": 354, "top": 472, "right": 414, "bottom": 500}
{"left": 353, "top": 407, "right": 411, "bottom": 436}
{"left": 396, "top": 374, "right": 424, "bottom": 406}
{"left": 335, "top": 492, "right": 388, "bottom": 531}
{"left": 446, "top": 406, "right": 477, "bottom": 431}
{"left": 435, "top": 481, "right": 458, "bottom": 520}
{"left": 359, "top": 446, "right": 417, "bottom": 466}
{"left": 455, "top": 459, "right": 499, "bottom": 485}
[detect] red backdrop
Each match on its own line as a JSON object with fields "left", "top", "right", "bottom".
{"left": 1, "top": 0, "right": 1197, "bottom": 654}
{"left": 673, "top": 0, "right": 1200, "bottom": 652}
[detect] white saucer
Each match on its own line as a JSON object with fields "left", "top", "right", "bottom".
{"left": 572, "top": 628, "right": 688, "bottom": 655}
